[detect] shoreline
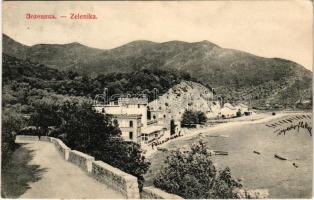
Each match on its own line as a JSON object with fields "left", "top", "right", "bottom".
{"left": 145, "top": 111, "right": 312, "bottom": 158}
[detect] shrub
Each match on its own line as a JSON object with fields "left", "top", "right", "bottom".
{"left": 2, "top": 109, "right": 27, "bottom": 168}
{"left": 181, "top": 110, "right": 207, "bottom": 128}
{"left": 153, "top": 141, "right": 242, "bottom": 199}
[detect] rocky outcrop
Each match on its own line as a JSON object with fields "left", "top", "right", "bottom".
{"left": 149, "top": 81, "right": 218, "bottom": 121}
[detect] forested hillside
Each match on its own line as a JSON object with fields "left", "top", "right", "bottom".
{"left": 3, "top": 34, "right": 312, "bottom": 108}
{"left": 3, "top": 53, "right": 200, "bottom": 110}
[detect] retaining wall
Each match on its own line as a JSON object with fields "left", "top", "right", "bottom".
{"left": 15, "top": 135, "right": 39, "bottom": 143}
{"left": 141, "top": 186, "right": 183, "bottom": 199}
{"left": 92, "top": 160, "right": 140, "bottom": 199}
{"left": 50, "top": 138, "right": 71, "bottom": 160}
{"left": 68, "top": 150, "right": 95, "bottom": 172}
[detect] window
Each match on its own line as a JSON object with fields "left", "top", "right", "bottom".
{"left": 101, "top": 108, "right": 105, "bottom": 113}
{"left": 129, "top": 120, "right": 133, "bottom": 127}
{"left": 153, "top": 115, "right": 156, "bottom": 120}
{"left": 163, "top": 114, "right": 166, "bottom": 118}
{"left": 129, "top": 132, "right": 133, "bottom": 140}
{"left": 138, "top": 104, "right": 140, "bottom": 108}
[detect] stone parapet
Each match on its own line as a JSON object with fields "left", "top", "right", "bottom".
{"left": 68, "top": 150, "right": 95, "bottom": 172}
{"left": 14, "top": 135, "right": 181, "bottom": 199}
{"left": 39, "top": 136, "right": 52, "bottom": 142}
{"left": 141, "top": 186, "right": 183, "bottom": 199}
{"left": 92, "top": 160, "right": 140, "bottom": 199}
{"left": 15, "top": 135, "right": 39, "bottom": 143}
{"left": 51, "top": 138, "right": 71, "bottom": 160}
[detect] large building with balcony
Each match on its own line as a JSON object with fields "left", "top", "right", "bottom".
{"left": 110, "top": 114, "right": 142, "bottom": 143}
{"left": 94, "top": 97, "right": 166, "bottom": 144}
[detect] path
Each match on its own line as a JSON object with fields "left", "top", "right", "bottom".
{"left": 19, "top": 141, "right": 124, "bottom": 199}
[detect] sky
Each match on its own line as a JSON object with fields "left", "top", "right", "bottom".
{"left": 3, "top": 1, "right": 313, "bottom": 70}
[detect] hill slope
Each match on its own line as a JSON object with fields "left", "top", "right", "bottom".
{"left": 3, "top": 34, "right": 312, "bottom": 108}
{"left": 148, "top": 81, "right": 221, "bottom": 121}
{"left": 2, "top": 53, "right": 198, "bottom": 101}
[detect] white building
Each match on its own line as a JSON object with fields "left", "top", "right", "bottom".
{"left": 220, "top": 103, "right": 238, "bottom": 118}
{"left": 94, "top": 97, "right": 166, "bottom": 144}
{"left": 110, "top": 114, "right": 142, "bottom": 143}
{"left": 236, "top": 103, "right": 249, "bottom": 115}
{"left": 141, "top": 125, "right": 166, "bottom": 144}
{"left": 95, "top": 97, "right": 148, "bottom": 128}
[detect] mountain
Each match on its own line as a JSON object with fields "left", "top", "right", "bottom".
{"left": 3, "top": 35, "right": 104, "bottom": 73}
{"left": 3, "top": 34, "right": 312, "bottom": 108}
{"left": 3, "top": 34, "right": 29, "bottom": 60}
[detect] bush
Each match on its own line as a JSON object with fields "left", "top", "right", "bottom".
{"left": 2, "top": 109, "right": 27, "bottom": 168}
{"left": 181, "top": 110, "right": 207, "bottom": 128}
{"left": 153, "top": 141, "right": 242, "bottom": 199}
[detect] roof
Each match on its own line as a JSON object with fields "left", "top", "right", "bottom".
{"left": 238, "top": 103, "right": 248, "bottom": 108}
{"left": 110, "top": 114, "right": 142, "bottom": 119}
{"left": 223, "top": 103, "right": 236, "bottom": 110}
{"left": 141, "top": 126, "right": 165, "bottom": 134}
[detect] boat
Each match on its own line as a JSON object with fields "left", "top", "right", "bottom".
{"left": 208, "top": 135, "right": 219, "bottom": 137}
{"left": 213, "top": 150, "right": 228, "bottom": 155}
{"left": 274, "top": 154, "right": 287, "bottom": 160}
{"left": 157, "top": 147, "right": 168, "bottom": 152}
{"left": 253, "top": 150, "right": 261, "bottom": 155}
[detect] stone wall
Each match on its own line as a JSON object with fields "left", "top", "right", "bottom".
{"left": 92, "top": 160, "right": 140, "bottom": 199}
{"left": 15, "top": 135, "right": 39, "bottom": 143}
{"left": 141, "top": 186, "right": 183, "bottom": 199}
{"left": 39, "top": 136, "right": 52, "bottom": 142}
{"left": 68, "top": 150, "right": 95, "bottom": 172}
{"left": 14, "top": 135, "right": 181, "bottom": 199}
{"left": 50, "top": 138, "right": 71, "bottom": 160}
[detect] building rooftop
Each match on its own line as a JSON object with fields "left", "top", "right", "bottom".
{"left": 141, "top": 126, "right": 165, "bottom": 134}
{"left": 118, "top": 97, "right": 148, "bottom": 105}
{"left": 223, "top": 103, "right": 237, "bottom": 110}
{"left": 237, "top": 103, "right": 248, "bottom": 108}
{"left": 110, "top": 114, "right": 142, "bottom": 119}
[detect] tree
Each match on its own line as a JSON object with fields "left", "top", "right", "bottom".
{"left": 30, "top": 98, "right": 61, "bottom": 136}
{"left": 153, "top": 141, "right": 242, "bottom": 199}
{"left": 170, "top": 119, "right": 176, "bottom": 135}
{"left": 181, "top": 110, "right": 207, "bottom": 128}
{"left": 181, "top": 110, "right": 196, "bottom": 128}
{"left": 2, "top": 108, "right": 27, "bottom": 167}
{"left": 196, "top": 111, "right": 207, "bottom": 124}
{"left": 55, "top": 100, "right": 150, "bottom": 190}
